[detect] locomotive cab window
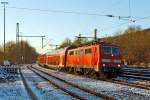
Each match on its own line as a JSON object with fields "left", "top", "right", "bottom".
{"left": 85, "top": 48, "right": 91, "bottom": 54}
{"left": 102, "top": 46, "right": 111, "bottom": 54}
{"left": 102, "top": 46, "right": 120, "bottom": 55}
{"left": 112, "top": 47, "right": 120, "bottom": 55}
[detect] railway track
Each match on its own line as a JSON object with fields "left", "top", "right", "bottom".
{"left": 62, "top": 68, "right": 150, "bottom": 91}
{"left": 102, "top": 67, "right": 150, "bottom": 90}
{"left": 98, "top": 67, "right": 150, "bottom": 90}
{"left": 80, "top": 76, "right": 150, "bottom": 91}
{"left": 29, "top": 65, "right": 114, "bottom": 100}
{"left": 38, "top": 64, "right": 150, "bottom": 91}
{"left": 19, "top": 68, "right": 38, "bottom": 100}
{"left": 119, "top": 67, "right": 150, "bottom": 80}
{"left": 106, "top": 78, "right": 150, "bottom": 90}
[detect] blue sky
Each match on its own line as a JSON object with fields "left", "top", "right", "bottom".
{"left": 0, "top": 0, "right": 150, "bottom": 53}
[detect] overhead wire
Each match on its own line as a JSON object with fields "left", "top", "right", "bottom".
{"left": 99, "top": 0, "right": 134, "bottom": 36}
{"left": 83, "top": 0, "right": 134, "bottom": 37}
{"left": 0, "top": 5, "right": 134, "bottom": 20}
{"left": 79, "top": 21, "right": 130, "bottom": 38}
{"left": 2, "top": 5, "right": 135, "bottom": 33}
{"left": 2, "top": 6, "right": 115, "bottom": 17}
{"left": 72, "top": 14, "right": 150, "bottom": 38}
{"left": 134, "top": 16, "right": 150, "bottom": 22}
{"left": 0, "top": 3, "right": 144, "bottom": 38}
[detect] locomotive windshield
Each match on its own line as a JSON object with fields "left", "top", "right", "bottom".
{"left": 102, "top": 46, "right": 111, "bottom": 54}
{"left": 112, "top": 47, "right": 120, "bottom": 55}
{"left": 102, "top": 46, "right": 120, "bottom": 55}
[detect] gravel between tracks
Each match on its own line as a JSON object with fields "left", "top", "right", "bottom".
{"left": 21, "top": 66, "right": 76, "bottom": 100}
{"left": 30, "top": 66, "right": 104, "bottom": 100}
{"left": 33, "top": 64, "right": 150, "bottom": 100}
{"left": 114, "top": 76, "right": 150, "bottom": 86}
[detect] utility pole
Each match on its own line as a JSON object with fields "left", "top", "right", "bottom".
{"left": 1, "top": 1, "right": 8, "bottom": 61}
{"left": 16, "top": 23, "right": 19, "bottom": 46}
{"left": 16, "top": 23, "right": 20, "bottom": 63}
{"left": 78, "top": 33, "right": 81, "bottom": 42}
{"left": 42, "top": 36, "right": 44, "bottom": 48}
{"left": 94, "top": 28, "right": 97, "bottom": 41}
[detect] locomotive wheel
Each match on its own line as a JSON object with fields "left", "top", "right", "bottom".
{"left": 99, "top": 72, "right": 109, "bottom": 79}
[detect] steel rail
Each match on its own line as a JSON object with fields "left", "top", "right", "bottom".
{"left": 19, "top": 68, "right": 38, "bottom": 100}
{"left": 29, "top": 65, "right": 114, "bottom": 100}
{"left": 28, "top": 66, "right": 86, "bottom": 100}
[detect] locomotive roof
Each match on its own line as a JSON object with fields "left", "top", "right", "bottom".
{"left": 68, "top": 42, "right": 120, "bottom": 51}
{"left": 45, "top": 42, "right": 119, "bottom": 55}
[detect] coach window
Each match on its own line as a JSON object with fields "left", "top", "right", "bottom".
{"left": 74, "top": 51, "right": 76, "bottom": 55}
{"left": 81, "top": 49, "right": 84, "bottom": 55}
{"left": 79, "top": 49, "right": 84, "bottom": 55}
{"left": 78, "top": 50, "right": 80, "bottom": 55}
{"left": 85, "top": 48, "right": 91, "bottom": 54}
{"left": 76, "top": 50, "right": 79, "bottom": 55}
{"left": 69, "top": 51, "right": 74, "bottom": 55}
{"left": 75, "top": 51, "right": 78, "bottom": 55}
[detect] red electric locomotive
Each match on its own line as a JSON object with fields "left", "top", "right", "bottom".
{"left": 66, "top": 43, "right": 121, "bottom": 77}
{"left": 38, "top": 42, "right": 122, "bottom": 78}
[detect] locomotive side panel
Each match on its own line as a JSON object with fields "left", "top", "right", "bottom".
{"left": 66, "top": 45, "right": 100, "bottom": 72}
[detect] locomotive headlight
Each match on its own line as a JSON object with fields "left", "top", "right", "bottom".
{"left": 102, "top": 64, "right": 106, "bottom": 67}
{"left": 118, "top": 64, "right": 121, "bottom": 67}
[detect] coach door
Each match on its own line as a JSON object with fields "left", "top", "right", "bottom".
{"left": 60, "top": 54, "right": 63, "bottom": 66}
{"left": 93, "top": 46, "right": 99, "bottom": 72}
{"left": 80, "top": 49, "right": 84, "bottom": 67}
{"left": 92, "top": 47, "right": 97, "bottom": 67}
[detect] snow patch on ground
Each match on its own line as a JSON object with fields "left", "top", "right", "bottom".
{"left": 0, "top": 75, "right": 30, "bottom": 100}
{"left": 115, "top": 76, "right": 150, "bottom": 86}
{"left": 34, "top": 64, "right": 150, "bottom": 100}
{"left": 22, "top": 68, "right": 76, "bottom": 100}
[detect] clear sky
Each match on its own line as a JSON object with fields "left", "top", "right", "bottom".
{"left": 0, "top": 0, "right": 150, "bottom": 53}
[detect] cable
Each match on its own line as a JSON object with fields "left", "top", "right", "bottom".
{"left": 129, "top": 0, "right": 131, "bottom": 18}
{"left": 80, "top": 22, "right": 130, "bottom": 38}
{"left": 0, "top": 5, "right": 136, "bottom": 22}
{"left": 3, "top": 6, "right": 114, "bottom": 17}
{"left": 135, "top": 16, "right": 150, "bottom": 22}
{"left": 0, "top": 5, "right": 132, "bottom": 19}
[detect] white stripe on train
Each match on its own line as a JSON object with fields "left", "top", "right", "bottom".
{"left": 102, "top": 59, "right": 121, "bottom": 63}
